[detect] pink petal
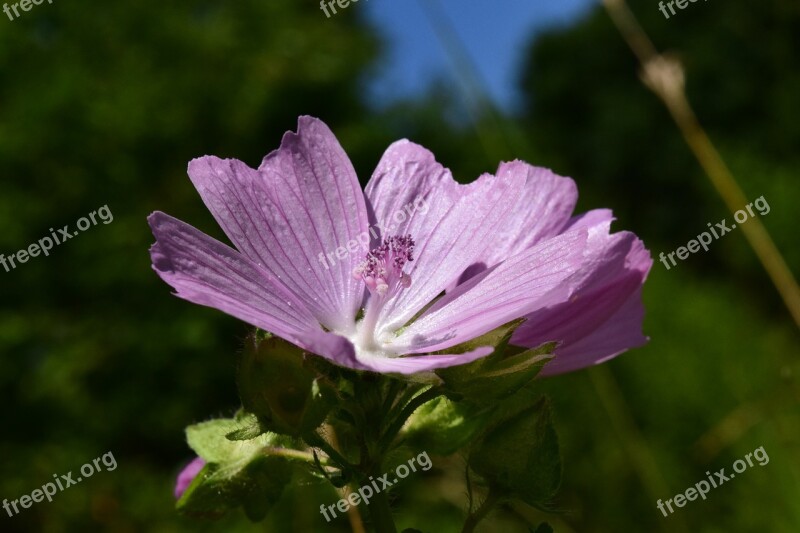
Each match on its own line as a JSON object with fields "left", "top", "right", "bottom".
{"left": 187, "top": 116, "right": 368, "bottom": 333}
{"left": 149, "top": 212, "right": 321, "bottom": 338}
{"left": 355, "top": 346, "right": 494, "bottom": 374}
{"left": 462, "top": 161, "right": 577, "bottom": 277}
{"left": 150, "top": 212, "right": 367, "bottom": 368}
{"left": 187, "top": 157, "right": 340, "bottom": 329}
{"left": 539, "top": 286, "right": 648, "bottom": 376}
{"left": 511, "top": 221, "right": 653, "bottom": 375}
{"left": 393, "top": 228, "right": 590, "bottom": 354}
{"left": 175, "top": 457, "right": 205, "bottom": 499}
{"left": 563, "top": 208, "right": 614, "bottom": 232}
{"left": 366, "top": 146, "right": 532, "bottom": 333}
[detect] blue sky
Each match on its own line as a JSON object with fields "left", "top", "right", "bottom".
{"left": 360, "top": 0, "right": 597, "bottom": 111}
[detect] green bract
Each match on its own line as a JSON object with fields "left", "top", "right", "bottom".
{"left": 470, "top": 397, "right": 561, "bottom": 508}
{"left": 177, "top": 416, "right": 296, "bottom": 520}
{"left": 237, "top": 331, "right": 336, "bottom": 437}
{"left": 177, "top": 321, "right": 565, "bottom": 531}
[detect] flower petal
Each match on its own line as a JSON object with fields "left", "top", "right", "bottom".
{"left": 150, "top": 212, "right": 370, "bottom": 368}
{"left": 563, "top": 208, "right": 614, "bottom": 232}
{"left": 300, "top": 329, "right": 366, "bottom": 370}
{"left": 148, "top": 211, "right": 319, "bottom": 342}
{"left": 187, "top": 156, "right": 343, "bottom": 322}
{"left": 393, "top": 228, "right": 590, "bottom": 354}
{"left": 470, "top": 161, "right": 577, "bottom": 270}
{"left": 187, "top": 116, "right": 368, "bottom": 333}
{"left": 259, "top": 117, "right": 371, "bottom": 332}
{"left": 174, "top": 457, "right": 205, "bottom": 499}
{"left": 355, "top": 346, "right": 494, "bottom": 374}
{"left": 363, "top": 141, "right": 464, "bottom": 321}
{"left": 511, "top": 221, "right": 652, "bottom": 375}
{"left": 367, "top": 152, "right": 531, "bottom": 334}
{"left": 539, "top": 286, "right": 648, "bottom": 376}
{"left": 364, "top": 140, "right": 457, "bottom": 243}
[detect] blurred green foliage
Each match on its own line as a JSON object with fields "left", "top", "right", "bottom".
{"left": 0, "top": 0, "right": 798, "bottom": 532}
{"left": 513, "top": 1, "right": 800, "bottom": 532}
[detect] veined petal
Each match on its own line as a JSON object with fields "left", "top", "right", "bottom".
{"left": 364, "top": 140, "right": 457, "bottom": 243}
{"left": 150, "top": 212, "right": 369, "bottom": 368}
{"left": 187, "top": 156, "right": 341, "bottom": 327}
{"left": 539, "top": 286, "right": 648, "bottom": 376}
{"left": 355, "top": 346, "right": 494, "bottom": 374}
{"left": 148, "top": 211, "right": 319, "bottom": 343}
{"left": 511, "top": 223, "right": 652, "bottom": 375}
{"left": 465, "top": 161, "right": 577, "bottom": 273}
{"left": 363, "top": 140, "right": 465, "bottom": 316}
{"left": 257, "top": 117, "right": 370, "bottom": 332}
{"left": 563, "top": 208, "right": 614, "bottom": 232}
{"left": 187, "top": 117, "right": 367, "bottom": 333}
{"left": 370, "top": 160, "right": 530, "bottom": 334}
{"left": 300, "top": 329, "right": 365, "bottom": 370}
{"left": 393, "top": 228, "right": 589, "bottom": 354}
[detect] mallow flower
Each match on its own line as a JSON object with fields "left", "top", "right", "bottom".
{"left": 149, "top": 116, "right": 651, "bottom": 376}
{"left": 174, "top": 457, "right": 205, "bottom": 499}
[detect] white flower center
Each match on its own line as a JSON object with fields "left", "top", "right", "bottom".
{"left": 349, "top": 235, "right": 415, "bottom": 359}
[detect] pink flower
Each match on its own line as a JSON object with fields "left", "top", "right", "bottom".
{"left": 149, "top": 117, "right": 651, "bottom": 375}
{"left": 174, "top": 457, "right": 205, "bottom": 499}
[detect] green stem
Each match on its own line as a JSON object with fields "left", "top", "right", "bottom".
{"left": 381, "top": 378, "right": 405, "bottom": 414}
{"left": 304, "top": 431, "right": 352, "bottom": 470}
{"left": 461, "top": 490, "right": 501, "bottom": 533}
{"left": 384, "top": 383, "right": 424, "bottom": 422}
{"left": 362, "top": 471, "right": 397, "bottom": 533}
{"left": 262, "top": 446, "right": 328, "bottom": 465}
{"left": 377, "top": 386, "right": 443, "bottom": 453}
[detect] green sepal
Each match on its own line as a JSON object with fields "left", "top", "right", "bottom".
{"left": 402, "top": 396, "right": 492, "bottom": 455}
{"left": 469, "top": 396, "right": 561, "bottom": 508}
{"left": 435, "top": 319, "right": 556, "bottom": 400}
{"left": 237, "top": 330, "right": 336, "bottom": 436}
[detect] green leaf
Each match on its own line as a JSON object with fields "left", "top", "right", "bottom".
{"left": 402, "top": 396, "right": 492, "bottom": 455}
{"left": 531, "top": 523, "right": 554, "bottom": 533}
{"left": 237, "top": 331, "right": 336, "bottom": 436}
{"left": 225, "top": 412, "right": 267, "bottom": 441}
{"left": 177, "top": 454, "right": 291, "bottom": 521}
{"left": 186, "top": 417, "right": 280, "bottom": 463}
{"left": 470, "top": 396, "right": 561, "bottom": 508}
{"left": 179, "top": 416, "right": 296, "bottom": 520}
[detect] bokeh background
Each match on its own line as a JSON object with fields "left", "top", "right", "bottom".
{"left": 1, "top": 0, "right": 798, "bottom": 531}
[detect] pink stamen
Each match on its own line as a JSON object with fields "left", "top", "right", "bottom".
{"left": 352, "top": 235, "right": 415, "bottom": 299}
